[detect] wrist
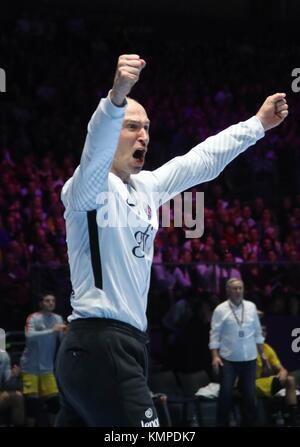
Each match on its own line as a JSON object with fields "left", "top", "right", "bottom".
{"left": 109, "top": 89, "right": 126, "bottom": 107}
{"left": 255, "top": 113, "right": 268, "bottom": 132}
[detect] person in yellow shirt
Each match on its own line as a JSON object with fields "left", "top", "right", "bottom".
{"left": 256, "top": 325, "right": 298, "bottom": 426}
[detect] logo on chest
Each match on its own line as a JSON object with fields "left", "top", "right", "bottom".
{"left": 132, "top": 224, "right": 154, "bottom": 258}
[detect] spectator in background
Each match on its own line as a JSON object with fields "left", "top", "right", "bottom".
{"left": 213, "top": 252, "right": 242, "bottom": 295}
{"left": 173, "top": 248, "right": 194, "bottom": 290}
{"left": 152, "top": 240, "right": 176, "bottom": 292}
{"left": 196, "top": 246, "right": 220, "bottom": 293}
{"left": 209, "top": 278, "right": 265, "bottom": 426}
{"left": 20, "top": 293, "right": 66, "bottom": 426}
{"left": 256, "top": 325, "right": 299, "bottom": 426}
{"left": 235, "top": 205, "right": 256, "bottom": 229}
{"left": 0, "top": 349, "right": 25, "bottom": 426}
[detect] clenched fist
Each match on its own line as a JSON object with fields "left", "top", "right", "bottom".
{"left": 110, "top": 54, "right": 146, "bottom": 106}
{"left": 256, "top": 93, "right": 289, "bottom": 131}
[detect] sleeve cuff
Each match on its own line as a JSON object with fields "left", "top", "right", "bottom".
{"left": 100, "top": 91, "right": 128, "bottom": 119}
{"left": 256, "top": 336, "right": 265, "bottom": 344}
{"left": 209, "top": 342, "right": 220, "bottom": 349}
{"left": 245, "top": 116, "right": 265, "bottom": 139}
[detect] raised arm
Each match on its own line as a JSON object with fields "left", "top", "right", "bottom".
{"left": 61, "top": 55, "right": 146, "bottom": 211}
{"left": 151, "top": 93, "right": 288, "bottom": 206}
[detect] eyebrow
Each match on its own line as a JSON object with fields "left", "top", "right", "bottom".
{"left": 124, "top": 119, "right": 150, "bottom": 126}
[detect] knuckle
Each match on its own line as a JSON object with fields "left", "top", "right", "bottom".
{"left": 118, "top": 61, "right": 127, "bottom": 70}
{"left": 119, "top": 68, "right": 127, "bottom": 77}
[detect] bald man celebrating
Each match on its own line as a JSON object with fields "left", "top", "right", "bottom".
{"left": 55, "top": 54, "right": 288, "bottom": 426}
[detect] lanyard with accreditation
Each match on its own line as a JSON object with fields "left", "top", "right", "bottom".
{"left": 228, "top": 300, "right": 245, "bottom": 337}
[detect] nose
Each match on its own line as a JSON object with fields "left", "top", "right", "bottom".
{"left": 137, "top": 128, "right": 149, "bottom": 147}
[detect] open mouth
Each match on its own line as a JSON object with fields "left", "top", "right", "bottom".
{"left": 132, "top": 149, "right": 146, "bottom": 161}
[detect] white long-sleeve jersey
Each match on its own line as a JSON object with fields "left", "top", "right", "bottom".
{"left": 61, "top": 95, "right": 264, "bottom": 331}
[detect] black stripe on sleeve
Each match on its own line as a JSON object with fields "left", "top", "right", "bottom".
{"left": 87, "top": 210, "right": 103, "bottom": 289}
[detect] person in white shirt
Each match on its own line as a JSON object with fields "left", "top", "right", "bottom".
{"left": 209, "top": 278, "right": 266, "bottom": 426}
{"left": 55, "top": 54, "right": 289, "bottom": 427}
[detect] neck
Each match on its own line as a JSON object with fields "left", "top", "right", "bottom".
{"left": 111, "top": 166, "right": 130, "bottom": 184}
{"left": 229, "top": 298, "right": 243, "bottom": 306}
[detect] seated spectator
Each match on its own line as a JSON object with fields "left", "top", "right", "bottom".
{"left": 152, "top": 242, "right": 176, "bottom": 291}
{"left": 0, "top": 350, "right": 25, "bottom": 426}
{"left": 256, "top": 325, "right": 299, "bottom": 426}
{"left": 183, "top": 237, "right": 204, "bottom": 261}
{"left": 235, "top": 205, "right": 256, "bottom": 229}
{"left": 197, "top": 250, "right": 241, "bottom": 295}
{"left": 215, "top": 252, "right": 242, "bottom": 295}
{"left": 223, "top": 224, "right": 237, "bottom": 248}
{"left": 173, "top": 248, "right": 194, "bottom": 290}
{"left": 196, "top": 248, "right": 220, "bottom": 293}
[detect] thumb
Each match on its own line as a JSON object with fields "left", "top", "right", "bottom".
{"left": 140, "top": 59, "right": 146, "bottom": 70}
